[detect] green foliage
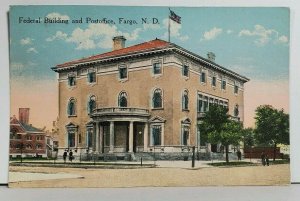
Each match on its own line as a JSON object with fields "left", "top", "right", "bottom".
{"left": 208, "top": 121, "right": 243, "bottom": 146}
{"left": 254, "top": 105, "right": 289, "bottom": 146}
{"left": 208, "top": 161, "right": 254, "bottom": 167}
{"left": 242, "top": 128, "right": 255, "bottom": 148}
{"left": 200, "top": 104, "right": 229, "bottom": 135}
{"left": 254, "top": 105, "right": 289, "bottom": 161}
{"left": 200, "top": 104, "right": 243, "bottom": 162}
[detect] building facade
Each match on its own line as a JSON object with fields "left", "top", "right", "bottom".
{"left": 52, "top": 37, "right": 249, "bottom": 159}
{"left": 10, "top": 109, "right": 47, "bottom": 158}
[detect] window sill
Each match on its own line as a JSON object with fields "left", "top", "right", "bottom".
{"left": 118, "top": 78, "right": 128, "bottom": 83}
{"left": 152, "top": 73, "right": 163, "bottom": 78}
{"left": 68, "top": 115, "right": 77, "bottom": 118}
{"left": 87, "top": 82, "right": 97, "bottom": 86}
{"left": 68, "top": 85, "right": 77, "bottom": 90}
{"left": 182, "top": 109, "right": 190, "bottom": 112}
{"left": 151, "top": 108, "right": 164, "bottom": 110}
{"left": 183, "top": 76, "right": 189, "bottom": 80}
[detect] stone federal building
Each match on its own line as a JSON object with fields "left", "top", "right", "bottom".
{"left": 52, "top": 36, "right": 249, "bottom": 159}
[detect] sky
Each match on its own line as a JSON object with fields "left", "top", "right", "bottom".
{"left": 9, "top": 6, "right": 289, "bottom": 129}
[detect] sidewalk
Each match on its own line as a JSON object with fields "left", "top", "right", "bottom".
{"left": 10, "top": 158, "right": 261, "bottom": 169}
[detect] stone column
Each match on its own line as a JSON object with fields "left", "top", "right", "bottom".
{"left": 109, "top": 121, "right": 115, "bottom": 153}
{"left": 129, "top": 121, "right": 134, "bottom": 153}
{"left": 99, "top": 124, "right": 103, "bottom": 153}
{"left": 143, "top": 123, "right": 148, "bottom": 152}
{"left": 95, "top": 122, "right": 100, "bottom": 153}
{"left": 92, "top": 123, "right": 96, "bottom": 152}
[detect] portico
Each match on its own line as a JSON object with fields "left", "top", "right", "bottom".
{"left": 91, "top": 107, "right": 150, "bottom": 154}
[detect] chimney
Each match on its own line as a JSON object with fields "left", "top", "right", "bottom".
{"left": 112, "top": 36, "right": 126, "bottom": 51}
{"left": 207, "top": 52, "right": 216, "bottom": 62}
{"left": 19, "top": 108, "right": 30, "bottom": 124}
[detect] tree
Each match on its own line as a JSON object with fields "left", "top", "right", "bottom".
{"left": 242, "top": 128, "right": 255, "bottom": 148}
{"left": 200, "top": 104, "right": 243, "bottom": 163}
{"left": 208, "top": 121, "right": 243, "bottom": 163}
{"left": 254, "top": 105, "right": 289, "bottom": 161}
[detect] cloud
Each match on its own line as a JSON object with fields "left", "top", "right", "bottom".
{"left": 26, "top": 47, "right": 38, "bottom": 53}
{"left": 201, "top": 27, "right": 223, "bottom": 41}
{"left": 46, "top": 23, "right": 144, "bottom": 50}
{"left": 238, "top": 24, "right": 288, "bottom": 46}
{"left": 276, "top": 35, "right": 289, "bottom": 44}
{"left": 46, "top": 31, "right": 68, "bottom": 42}
{"left": 10, "top": 61, "right": 37, "bottom": 76}
{"left": 227, "top": 29, "right": 233, "bottom": 34}
{"left": 143, "top": 23, "right": 161, "bottom": 30}
{"left": 45, "top": 12, "right": 70, "bottom": 20}
{"left": 162, "top": 18, "right": 189, "bottom": 41}
{"left": 10, "top": 62, "right": 24, "bottom": 71}
{"left": 20, "top": 37, "right": 33, "bottom": 45}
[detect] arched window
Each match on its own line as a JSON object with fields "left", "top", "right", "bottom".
{"left": 36, "top": 144, "right": 42, "bottom": 150}
{"left": 234, "top": 104, "right": 239, "bottom": 117}
{"left": 88, "top": 95, "right": 96, "bottom": 114}
{"left": 26, "top": 144, "right": 32, "bottom": 150}
{"left": 118, "top": 91, "right": 128, "bottom": 107}
{"left": 68, "top": 98, "right": 76, "bottom": 116}
{"left": 182, "top": 90, "right": 189, "bottom": 110}
{"left": 152, "top": 88, "right": 162, "bottom": 108}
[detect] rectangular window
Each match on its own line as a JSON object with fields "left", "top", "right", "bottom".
{"left": 152, "top": 125, "right": 161, "bottom": 146}
{"left": 16, "top": 134, "right": 22, "bottom": 140}
{"left": 87, "top": 129, "right": 93, "bottom": 148}
{"left": 26, "top": 135, "right": 32, "bottom": 140}
{"left": 222, "top": 80, "right": 226, "bottom": 90}
{"left": 234, "top": 85, "right": 238, "bottom": 94}
{"left": 198, "top": 94, "right": 203, "bottom": 112}
{"left": 182, "top": 65, "right": 189, "bottom": 77}
{"left": 153, "top": 62, "right": 162, "bottom": 75}
{"left": 209, "top": 98, "right": 214, "bottom": 108}
{"left": 88, "top": 71, "right": 96, "bottom": 83}
{"left": 68, "top": 132, "right": 75, "bottom": 147}
{"left": 119, "top": 66, "right": 127, "bottom": 79}
{"left": 224, "top": 102, "right": 229, "bottom": 109}
{"left": 203, "top": 96, "right": 209, "bottom": 112}
{"left": 182, "top": 126, "right": 189, "bottom": 146}
{"left": 78, "top": 134, "right": 82, "bottom": 144}
{"left": 200, "top": 72, "right": 206, "bottom": 83}
{"left": 212, "top": 76, "right": 216, "bottom": 87}
{"left": 68, "top": 76, "right": 76, "bottom": 86}
{"left": 37, "top": 136, "right": 44, "bottom": 141}
{"left": 219, "top": 100, "right": 223, "bottom": 107}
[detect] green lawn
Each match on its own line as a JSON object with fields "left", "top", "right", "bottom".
{"left": 208, "top": 161, "right": 255, "bottom": 167}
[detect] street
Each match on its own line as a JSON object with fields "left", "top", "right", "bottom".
{"left": 9, "top": 163, "right": 290, "bottom": 187}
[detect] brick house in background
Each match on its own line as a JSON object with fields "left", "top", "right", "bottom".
{"left": 10, "top": 108, "right": 47, "bottom": 158}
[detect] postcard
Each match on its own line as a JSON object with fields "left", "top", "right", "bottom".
{"left": 9, "top": 5, "right": 290, "bottom": 187}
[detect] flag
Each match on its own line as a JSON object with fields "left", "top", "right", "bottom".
{"left": 169, "top": 10, "right": 181, "bottom": 24}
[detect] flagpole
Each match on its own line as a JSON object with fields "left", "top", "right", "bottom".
{"left": 168, "top": 7, "right": 170, "bottom": 42}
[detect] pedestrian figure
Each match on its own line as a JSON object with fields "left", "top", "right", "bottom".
{"left": 69, "top": 150, "right": 74, "bottom": 162}
{"left": 237, "top": 150, "right": 242, "bottom": 161}
{"left": 266, "top": 154, "right": 270, "bottom": 166}
{"left": 261, "top": 151, "right": 266, "bottom": 166}
{"left": 63, "top": 150, "right": 68, "bottom": 163}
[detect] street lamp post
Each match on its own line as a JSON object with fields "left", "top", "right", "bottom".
{"left": 192, "top": 146, "right": 195, "bottom": 168}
